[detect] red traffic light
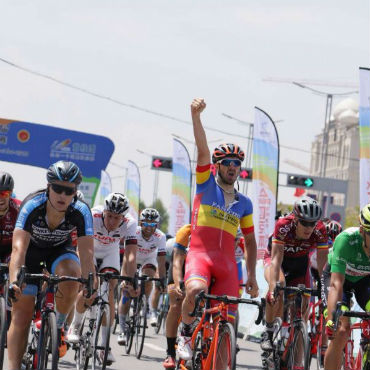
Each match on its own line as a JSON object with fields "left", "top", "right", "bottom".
{"left": 152, "top": 158, "right": 162, "bottom": 168}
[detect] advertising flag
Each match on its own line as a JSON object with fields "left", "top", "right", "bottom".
{"left": 94, "top": 170, "right": 112, "bottom": 207}
{"left": 169, "top": 139, "right": 192, "bottom": 236}
{"left": 125, "top": 160, "right": 140, "bottom": 221}
{"left": 359, "top": 67, "right": 370, "bottom": 208}
{"left": 252, "top": 107, "right": 279, "bottom": 259}
{"left": 0, "top": 118, "right": 114, "bottom": 206}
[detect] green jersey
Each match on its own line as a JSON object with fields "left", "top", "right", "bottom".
{"left": 328, "top": 227, "right": 370, "bottom": 283}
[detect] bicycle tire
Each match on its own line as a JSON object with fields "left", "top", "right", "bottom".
{"left": 135, "top": 294, "right": 148, "bottom": 359}
{"left": 288, "top": 321, "right": 310, "bottom": 370}
{"left": 212, "top": 321, "right": 236, "bottom": 370}
{"left": 315, "top": 319, "right": 324, "bottom": 370}
{"left": 0, "top": 296, "right": 7, "bottom": 369}
{"left": 155, "top": 294, "right": 165, "bottom": 335}
{"left": 112, "top": 285, "right": 119, "bottom": 335}
{"left": 75, "top": 314, "right": 87, "bottom": 370}
{"left": 83, "top": 312, "right": 95, "bottom": 370}
{"left": 125, "top": 299, "right": 136, "bottom": 355}
{"left": 191, "top": 330, "right": 203, "bottom": 370}
{"left": 37, "top": 311, "right": 58, "bottom": 370}
{"left": 92, "top": 303, "right": 111, "bottom": 370}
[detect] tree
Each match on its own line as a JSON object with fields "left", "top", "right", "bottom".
{"left": 139, "top": 200, "right": 146, "bottom": 214}
{"left": 150, "top": 198, "right": 169, "bottom": 233}
{"left": 345, "top": 206, "right": 360, "bottom": 229}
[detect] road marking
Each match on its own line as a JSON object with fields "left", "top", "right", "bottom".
{"left": 144, "top": 342, "right": 165, "bottom": 352}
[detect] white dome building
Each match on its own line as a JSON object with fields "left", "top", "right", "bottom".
{"left": 310, "top": 97, "right": 359, "bottom": 210}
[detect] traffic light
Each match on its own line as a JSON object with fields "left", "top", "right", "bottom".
{"left": 151, "top": 156, "right": 173, "bottom": 172}
{"left": 287, "top": 175, "right": 314, "bottom": 188}
{"left": 239, "top": 168, "right": 253, "bottom": 181}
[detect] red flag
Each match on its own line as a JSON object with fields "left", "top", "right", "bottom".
{"left": 294, "top": 188, "right": 306, "bottom": 197}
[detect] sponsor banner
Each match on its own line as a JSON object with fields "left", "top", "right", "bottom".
{"left": 0, "top": 118, "right": 114, "bottom": 206}
{"left": 359, "top": 68, "right": 370, "bottom": 208}
{"left": 126, "top": 160, "right": 140, "bottom": 222}
{"left": 169, "top": 139, "right": 191, "bottom": 236}
{"left": 252, "top": 108, "right": 279, "bottom": 259}
{"left": 94, "top": 170, "right": 112, "bottom": 207}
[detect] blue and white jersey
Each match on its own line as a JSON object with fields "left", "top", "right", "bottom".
{"left": 16, "top": 190, "right": 93, "bottom": 249}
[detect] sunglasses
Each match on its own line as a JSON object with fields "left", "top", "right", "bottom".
{"left": 298, "top": 219, "right": 317, "bottom": 228}
{"left": 50, "top": 183, "right": 76, "bottom": 196}
{"left": 142, "top": 222, "right": 157, "bottom": 228}
{"left": 220, "top": 159, "right": 242, "bottom": 167}
{"left": 0, "top": 190, "right": 11, "bottom": 198}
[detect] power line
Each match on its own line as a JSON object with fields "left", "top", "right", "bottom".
{"left": 0, "top": 56, "right": 359, "bottom": 164}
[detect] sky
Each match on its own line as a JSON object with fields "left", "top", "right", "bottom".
{"left": 0, "top": 0, "right": 369, "bottom": 209}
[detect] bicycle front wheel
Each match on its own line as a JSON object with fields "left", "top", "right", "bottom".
{"left": 92, "top": 303, "right": 111, "bottom": 370}
{"left": 288, "top": 321, "right": 310, "bottom": 370}
{"left": 37, "top": 311, "right": 59, "bottom": 370}
{"left": 0, "top": 296, "right": 7, "bottom": 369}
{"left": 155, "top": 294, "right": 165, "bottom": 335}
{"left": 213, "top": 322, "right": 236, "bottom": 370}
{"left": 135, "top": 295, "right": 148, "bottom": 359}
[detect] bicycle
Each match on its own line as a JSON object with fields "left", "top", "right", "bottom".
{"left": 262, "top": 284, "right": 318, "bottom": 370}
{"left": 155, "top": 290, "right": 170, "bottom": 335}
{"left": 332, "top": 301, "right": 370, "bottom": 370}
{"left": 20, "top": 267, "right": 93, "bottom": 370}
{"left": 177, "top": 290, "right": 264, "bottom": 370}
{"left": 75, "top": 271, "right": 133, "bottom": 370}
{"left": 0, "top": 263, "right": 9, "bottom": 370}
{"left": 307, "top": 296, "right": 325, "bottom": 369}
{"left": 124, "top": 272, "right": 163, "bottom": 359}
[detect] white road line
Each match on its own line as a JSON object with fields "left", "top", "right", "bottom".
{"left": 144, "top": 342, "right": 165, "bottom": 352}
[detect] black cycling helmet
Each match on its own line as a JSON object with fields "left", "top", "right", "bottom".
{"left": 140, "top": 208, "right": 160, "bottom": 223}
{"left": 47, "top": 161, "right": 82, "bottom": 185}
{"left": 293, "top": 196, "right": 322, "bottom": 222}
{"left": 212, "top": 143, "right": 245, "bottom": 164}
{"left": 104, "top": 192, "right": 129, "bottom": 216}
{"left": 0, "top": 172, "right": 14, "bottom": 191}
{"left": 326, "top": 220, "right": 342, "bottom": 241}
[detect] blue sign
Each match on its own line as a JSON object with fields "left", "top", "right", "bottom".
{"left": 0, "top": 118, "right": 114, "bottom": 204}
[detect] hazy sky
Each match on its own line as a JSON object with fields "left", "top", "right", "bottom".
{"left": 0, "top": 1, "right": 369, "bottom": 208}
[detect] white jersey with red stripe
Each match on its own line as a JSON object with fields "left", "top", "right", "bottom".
{"left": 136, "top": 226, "right": 166, "bottom": 264}
{"left": 92, "top": 206, "right": 137, "bottom": 255}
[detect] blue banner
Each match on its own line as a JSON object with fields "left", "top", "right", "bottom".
{"left": 0, "top": 118, "right": 114, "bottom": 205}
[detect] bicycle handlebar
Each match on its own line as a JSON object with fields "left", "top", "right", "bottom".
{"left": 333, "top": 301, "right": 370, "bottom": 331}
{"left": 274, "top": 283, "right": 319, "bottom": 298}
{"left": 189, "top": 290, "right": 265, "bottom": 324}
{"left": 96, "top": 271, "right": 134, "bottom": 284}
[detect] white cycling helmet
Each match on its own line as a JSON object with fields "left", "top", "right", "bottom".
{"left": 104, "top": 192, "right": 130, "bottom": 216}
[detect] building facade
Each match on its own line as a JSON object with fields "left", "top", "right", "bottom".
{"left": 310, "top": 98, "right": 359, "bottom": 209}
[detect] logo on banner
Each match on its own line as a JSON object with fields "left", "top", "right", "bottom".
{"left": 17, "top": 130, "right": 30, "bottom": 143}
{"left": 50, "top": 139, "right": 96, "bottom": 162}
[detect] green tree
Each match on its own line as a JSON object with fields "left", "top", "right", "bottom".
{"left": 150, "top": 198, "right": 169, "bottom": 233}
{"left": 139, "top": 200, "right": 146, "bottom": 214}
{"left": 345, "top": 206, "right": 360, "bottom": 229}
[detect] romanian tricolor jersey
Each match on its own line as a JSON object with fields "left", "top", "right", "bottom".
{"left": 271, "top": 214, "right": 328, "bottom": 258}
{"left": 190, "top": 164, "right": 254, "bottom": 258}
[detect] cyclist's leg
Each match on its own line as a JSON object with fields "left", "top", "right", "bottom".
{"left": 7, "top": 293, "right": 35, "bottom": 370}
{"left": 323, "top": 275, "right": 352, "bottom": 370}
{"left": 151, "top": 269, "right": 161, "bottom": 312}
{"left": 177, "top": 251, "right": 210, "bottom": 360}
{"left": 50, "top": 248, "right": 81, "bottom": 329}
{"left": 8, "top": 245, "right": 43, "bottom": 369}
{"left": 261, "top": 252, "right": 285, "bottom": 351}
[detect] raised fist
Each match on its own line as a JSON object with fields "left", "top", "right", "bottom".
{"left": 191, "top": 98, "right": 206, "bottom": 116}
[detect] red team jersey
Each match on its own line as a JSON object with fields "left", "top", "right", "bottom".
{"left": 265, "top": 214, "right": 328, "bottom": 258}
{"left": 0, "top": 198, "right": 19, "bottom": 258}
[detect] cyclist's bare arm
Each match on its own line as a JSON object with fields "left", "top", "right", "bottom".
{"left": 157, "top": 254, "right": 166, "bottom": 280}
{"left": 77, "top": 235, "right": 95, "bottom": 278}
{"left": 191, "top": 98, "right": 209, "bottom": 166}
{"left": 269, "top": 241, "right": 284, "bottom": 292}
{"left": 9, "top": 228, "right": 30, "bottom": 283}
{"left": 326, "top": 272, "right": 345, "bottom": 321}
{"left": 121, "top": 243, "right": 137, "bottom": 278}
{"left": 317, "top": 248, "right": 329, "bottom": 276}
{"left": 243, "top": 232, "right": 257, "bottom": 278}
